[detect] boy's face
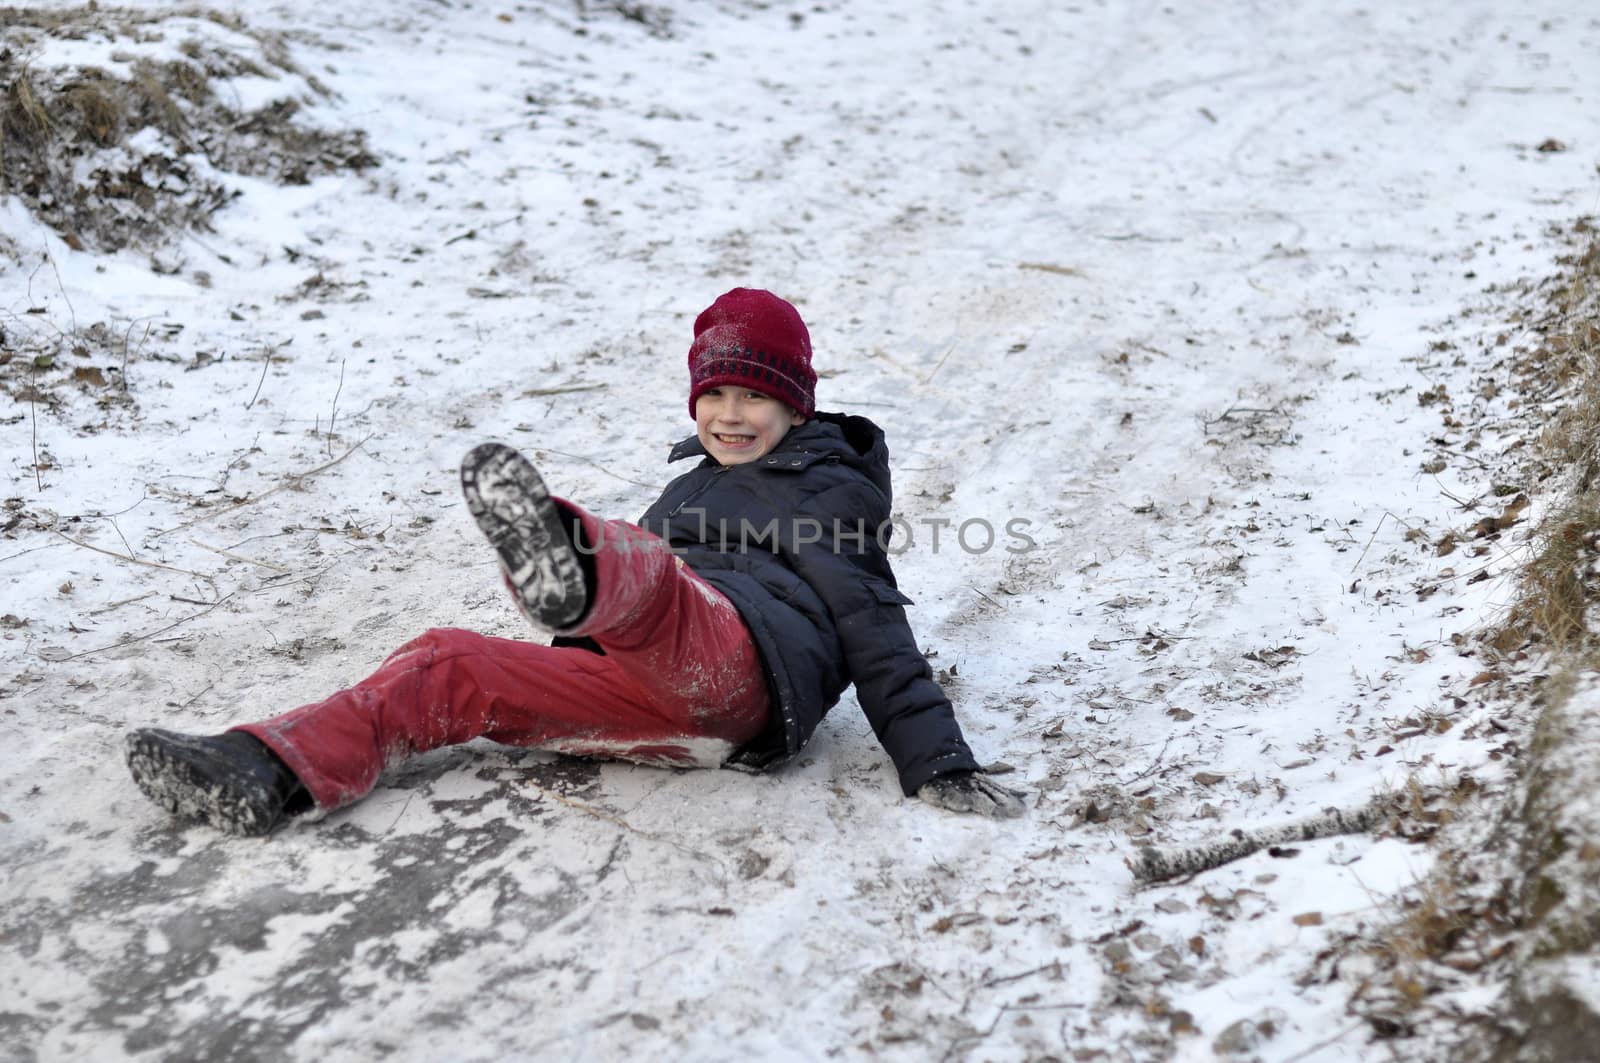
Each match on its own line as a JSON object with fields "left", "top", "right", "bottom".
{"left": 695, "top": 387, "right": 807, "bottom": 465}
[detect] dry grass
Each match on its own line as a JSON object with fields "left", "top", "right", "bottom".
{"left": 1500, "top": 234, "right": 1600, "bottom": 659}
{"left": 0, "top": 6, "right": 376, "bottom": 253}
{"left": 59, "top": 74, "right": 121, "bottom": 145}
{"left": 1508, "top": 491, "right": 1600, "bottom": 653}
{"left": 1332, "top": 777, "right": 1515, "bottom": 1044}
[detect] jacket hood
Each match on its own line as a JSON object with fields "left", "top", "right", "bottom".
{"left": 668, "top": 411, "right": 892, "bottom": 503}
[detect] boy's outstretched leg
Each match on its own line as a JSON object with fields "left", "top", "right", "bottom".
{"left": 125, "top": 729, "right": 312, "bottom": 836}
{"left": 460, "top": 442, "right": 589, "bottom": 630}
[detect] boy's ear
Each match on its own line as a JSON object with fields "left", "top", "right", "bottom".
{"left": 788, "top": 407, "right": 808, "bottom": 427}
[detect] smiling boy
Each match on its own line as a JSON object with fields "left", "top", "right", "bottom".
{"left": 125, "top": 288, "right": 1024, "bottom": 834}
{"left": 696, "top": 385, "right": 806, "bottom": 464}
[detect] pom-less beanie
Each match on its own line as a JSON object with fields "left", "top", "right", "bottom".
{"left": 686, "top": 287, "right": 816, "bottom": 418}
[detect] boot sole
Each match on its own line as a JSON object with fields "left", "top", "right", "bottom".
{"left": 125, "top": 729, "right": 282, "bottom": 837}
{"left": 460, "top": 442, "right": 588, "bottom": 630}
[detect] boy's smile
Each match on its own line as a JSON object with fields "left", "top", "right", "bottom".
{"left": 695, "top": 387, "right": 807, "bottom": 465}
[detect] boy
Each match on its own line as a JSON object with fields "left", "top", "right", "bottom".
{"left": 125, "top": 288, "right": 1025, "bottom": 835}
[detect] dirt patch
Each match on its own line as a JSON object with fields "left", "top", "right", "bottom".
{"left": 0, "top": 5, "right": 377, "bottom": 256}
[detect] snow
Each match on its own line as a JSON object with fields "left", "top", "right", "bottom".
{"left": 2, "top": 0, "right": 1598, "bottom": 1059}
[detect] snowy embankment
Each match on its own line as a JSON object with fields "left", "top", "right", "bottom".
{"left": 2, "top": 1, "right": 1597, "bottom": 1060}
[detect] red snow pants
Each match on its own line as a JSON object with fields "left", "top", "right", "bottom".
{"left": 235, "top": 503, "right": 772, "bottom": 811}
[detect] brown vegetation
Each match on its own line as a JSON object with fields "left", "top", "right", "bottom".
{"left": 0, "top": 5, "right": 377, "bottom": 254}
{"left": 1500, "top": 233, "right": 1600, "bottom": 659}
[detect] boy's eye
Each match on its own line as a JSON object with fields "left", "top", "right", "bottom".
{"left": 744, "top": 392, "right": 768, "bottom": 401}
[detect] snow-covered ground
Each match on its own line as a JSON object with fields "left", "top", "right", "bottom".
{"left": 3, "top": 1, "right": 1597, "bottom": 1059}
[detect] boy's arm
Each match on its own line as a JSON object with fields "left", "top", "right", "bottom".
{"left": 788, "top": 484, "right": 985, "bottom": 796}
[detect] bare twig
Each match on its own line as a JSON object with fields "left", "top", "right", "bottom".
{"left": 55, "top": 530, "right": 217, "bottom": 588}
{"left": 51, "top": 591, "right": 236, "bottom": 662}
{"left": 151, "top": 435, "right": 371, "bottom": 538}
{"left": 1125, "top": 734, "right": 1175, "bottom": 783}
{"left": 445, "top": 213, "right": 524, "bottom": 245}
{"left": 384, "top": 791, "right": 417, "bottom": 833}
{"left": 88, "top": 590, "right": 158, "bottom": 616}
{"left": 980, "top": 961, "right": 1063, "bottom": 989}
{"left": 109, "top": 515, "right": 137, "bottom": 559}
{"left": 30, "top": 360, "right": 43, "bottom": 492}
{"left": 940, "top": 1002, "right": 1084, "bottom": 1063}
{"left": 1205, "top": 405, "right": 1284, "bottom": 426}
{"left": 520, "top": 382, "right": 609, "bottom": 397}
{"left": 534, "top": 447, "right": 658, "bottom": 489}
{"left": 26, "top": 255, "right": 50, "bottom": 310}
{"left": 246, "top": 349, "right": 273, "bottom": 409}
{"left": 1350, "top": 511, "right": 1389, "bottom": 573}
{"left": 327, "top": 357, "right": 346, "bottom": 456}
{"left": 0, "top": 541, "right": 64, "bottom": 567}
{"left": 1018, "top": 261, "right": 1084, "bottom": 277}
{"left": 1353, "top": 509, "right": 1426, "bottom": 574}
{"left": 45, "top": 248, "right": 77, "bottom": 334}
{"left": 1129, "top": 794, "right": 1394, "bottom": 883}
{"left": 235, "top": 557, "right": 341, "bottom": 597}
{"left": 1279, "top": 1019, "right": 1367, "bottom": 1062}
{"left": 121, "top": 319, "right": 152, "bottom": 391}
{"left": 923, "top": 341, "right": 959, "bottom": 384}
{"left": 190, "top": 538, "right": 291, "bottom": 573}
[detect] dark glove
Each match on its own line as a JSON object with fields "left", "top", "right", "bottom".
{"left": 917, "top": 770, "right": 1027, "bottom": 818}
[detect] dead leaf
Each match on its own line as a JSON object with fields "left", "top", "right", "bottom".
{"left": 72, "top": 366, "right": 107, "bottom": 387}
{"left": 1243, "top": 645, "right": 1301, "bottom": 667}
{"left": 1292, "top": 911, "right": 1324, "bottom": 927}
{"left": 1166, "top": 707, "right": 1195, "bottom": 721}
{"left": 1472, "top": 494, "right": 1528, "bottom": 537}
{"left": 1192, "top": 771, "right": 1225, "bottom": 786}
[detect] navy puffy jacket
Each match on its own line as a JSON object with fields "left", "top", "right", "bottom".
{"left": 634, "top": 412, "right": 980, "bottom": 795}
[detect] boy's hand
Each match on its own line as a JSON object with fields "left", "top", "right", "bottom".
{"left": 918, "top": 770, "right": 1027, "bottom": 818}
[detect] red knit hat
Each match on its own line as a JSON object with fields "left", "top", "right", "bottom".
{"left": 686, "top": 288, "right": 816, "bottom": 418}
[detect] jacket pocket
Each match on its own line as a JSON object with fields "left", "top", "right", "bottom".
{"left": 865, "top": 578, "right": 914, "bottom": 607}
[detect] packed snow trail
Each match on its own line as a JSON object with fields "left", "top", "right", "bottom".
{"left": 2, "top": 1, "right": 1596, "bottom": 1059}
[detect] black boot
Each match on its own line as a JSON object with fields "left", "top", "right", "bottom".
{"left": 460, "top": 442, "right": 590, "bottom": 630}
{"left": 125, "top": 729, "right": 311, "bottom": 837}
